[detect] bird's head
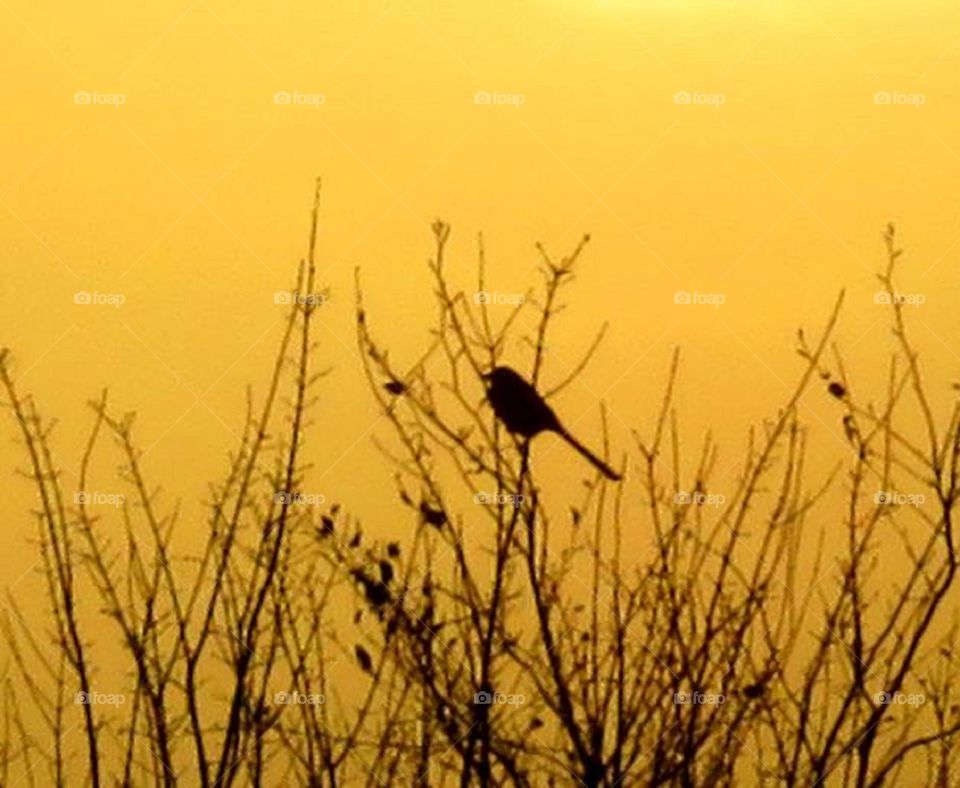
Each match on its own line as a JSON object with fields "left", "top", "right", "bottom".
{"left": 482, "top": 366, "right": 520, "bottom": 390}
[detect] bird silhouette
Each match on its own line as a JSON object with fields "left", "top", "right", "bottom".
{"left": 483, "top": 366, "right": 621, "bottom": 481}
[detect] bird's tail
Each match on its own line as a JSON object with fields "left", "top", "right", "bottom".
{"left": 558, "top": 430, "right": 622, "bottom": 481}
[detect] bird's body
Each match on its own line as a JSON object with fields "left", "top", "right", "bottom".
{"left": 483, "top": 366, "right": 621, "bottom": 481}
{"left": 485, "top": 367, "right": 562, "bottom": 436}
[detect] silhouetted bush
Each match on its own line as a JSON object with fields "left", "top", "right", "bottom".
{"left": 2, "top": 186, "right": 958, "bottom": 786}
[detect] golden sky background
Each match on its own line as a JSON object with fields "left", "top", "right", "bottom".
{"left": 2, "top": 0, "right": 960, "bottom": 593}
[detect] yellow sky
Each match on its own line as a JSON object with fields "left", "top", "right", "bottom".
{"left": 2, "top": 0, "right": 960, "bottom": 585}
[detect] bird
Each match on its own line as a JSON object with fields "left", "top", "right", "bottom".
{"left": 482, "top": 366, "right": 621, "bottom": 481}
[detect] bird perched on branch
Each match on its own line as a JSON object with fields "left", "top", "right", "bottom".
{"left": 483, "top": 366, "right": 621, "bottom": 481}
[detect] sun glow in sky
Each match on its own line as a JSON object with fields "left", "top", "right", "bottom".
{"left": 2, "top": 0, "right": 960, "bottom": 646}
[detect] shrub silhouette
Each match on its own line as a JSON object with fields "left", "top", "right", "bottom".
{"left": 1, "top": 184, "right": 959, "bottom": 786}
